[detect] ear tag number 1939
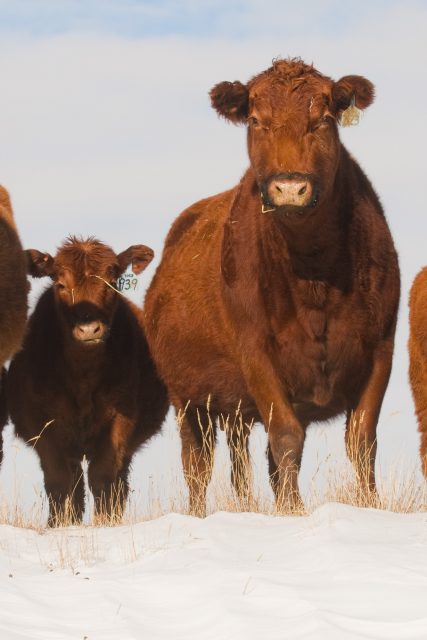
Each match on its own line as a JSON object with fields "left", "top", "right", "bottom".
{"left": 116, "top": 272, "right": 138, "bottom": 292}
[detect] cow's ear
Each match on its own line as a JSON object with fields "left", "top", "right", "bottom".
{"left": 116, "top": 245, "right": 154, "bottom": 276}
{"left": 332, "top": 75, "right": 375, "bottom": 118}
{"left": 210, "top": 81, "right": 249, "bottom": 124}
{"left": 26, "top": 249, "right": 55, "bottom": 278}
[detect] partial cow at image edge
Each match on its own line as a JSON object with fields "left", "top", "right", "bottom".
{"left": 0, "top": 185, "right": 28, "bottom": 465}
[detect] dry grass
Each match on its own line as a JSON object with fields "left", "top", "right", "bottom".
{"left": 1, "top": 407, "right": 425, "bottom": 575}
{"left": 0, "top": 406, "right": 426, "bottom": 532}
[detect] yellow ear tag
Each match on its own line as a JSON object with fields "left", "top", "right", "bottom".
{"left": 339, "top": 96, "right": 362, "bottom": 127}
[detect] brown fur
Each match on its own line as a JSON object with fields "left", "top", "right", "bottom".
{"left": 5, "top": 237, "right": 168, "bottom": 525}
{"left": 408, "top": 268, "right": 427, "bottom": 477}
{"left": 0, "top": 186, "right": 28, "bottom": 464}
{"left": 144, "top": 58, "right": 400, "bottom": 512}
{"left": 0, "top": 186, "right": 28, "bottom": 366}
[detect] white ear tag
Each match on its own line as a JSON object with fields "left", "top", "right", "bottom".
{"left": 339, "top": 95, "right": 362, "bottom": 127}
{"left": 116, "top": 271, "right": 139, "bottom": 293}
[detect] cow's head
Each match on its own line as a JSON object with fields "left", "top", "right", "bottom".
{"left": 210, "top": 58, "right": 374, "bottom": 219}
{"left": 26, "top": 237, "right": 153, "bottom": 346}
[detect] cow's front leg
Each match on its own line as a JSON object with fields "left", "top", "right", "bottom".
{"left": 266, "top": 411, "right": 305, "bottom": 512}
{"left": 88, "top": 414, "right": 134, "bottom": 522}
{"left": 346, "top": 341, "right": 394, "bottom": 493}
{"left": 242, "top": 356, "right": 305, "bottom": 512}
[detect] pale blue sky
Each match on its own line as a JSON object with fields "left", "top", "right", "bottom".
{"left": 0, "top": 0, "right": 419, "bottom": 39}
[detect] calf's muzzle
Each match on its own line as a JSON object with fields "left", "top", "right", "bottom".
{"left": 73, "top": 320, "right": 106, "bottom": 344}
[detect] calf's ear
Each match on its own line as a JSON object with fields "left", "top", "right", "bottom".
{"left": 332, "top": 75, "right": 375, "bottom": 119}
{"left": 116, "top": 245, "right": 154, "bottom": 275}
{"left": 26, "top": 249, "right": 55, "bottom": 278}
{"left": 210, "top": 81, "right": 249, "bottom": 124}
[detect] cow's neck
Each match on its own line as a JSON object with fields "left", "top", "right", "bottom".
{"left": 274, "top": 197, "right": 348, "bottom": 284}
{"left": 247, "top": 164, "right": 351, "bottom": 287}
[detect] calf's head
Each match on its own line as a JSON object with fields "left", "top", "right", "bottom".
{"left": 210, "top": 58, "right": 374, "bottom": 218}
{"left": 27, "top": 237, "right": 153, "bottom": 346}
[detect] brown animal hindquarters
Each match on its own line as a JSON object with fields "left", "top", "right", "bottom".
{"left": 144, "top": 58, "right": 400, "bottom": 514}
{"left": 409, "top": 268, "right": 427, "bottom": 477}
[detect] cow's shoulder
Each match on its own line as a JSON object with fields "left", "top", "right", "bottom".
{"left": 164, "top": 188, "right": 235, "bottom": 251}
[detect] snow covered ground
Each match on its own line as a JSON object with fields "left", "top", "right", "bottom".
{"left": 1, "top": 503, "right": 427, "bottom": 640}
{"left": 1, "top": 314, "right": 425, "bottom": 639}
{"left": 2, "top": 404, "right": 427, "bottom": 639}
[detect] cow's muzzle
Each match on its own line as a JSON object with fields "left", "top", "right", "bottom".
{"left": 73, "top": 320, "right": 107, "bottom": 345}
{"left": 261, "top": 173, "right": 317, "bottom": 211}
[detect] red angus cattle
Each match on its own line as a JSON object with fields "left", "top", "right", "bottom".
{"left": 409, "top": 269, "right": 427, "bottom": 477}
{"left": 0, "top": 186, "right": 27, "bottom": 367}
{"left": 5, "top": 237, "right": 168, "bottom": 525}
{"left": 144, "top": 58, "right": 400, "bottom": 513}
{"left": 0, "top": 186, "right": 28, "bottom": 464}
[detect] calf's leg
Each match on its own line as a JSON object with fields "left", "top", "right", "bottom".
{"left": 88, "top": 459, "right": 131, "bottom": 521}
{"left": 38, "top": 445, "right": 85, "bottom": 526}
{"left": 88, "top": 442, "right": 132, "bottom": 522}
{"left": 87, "top": 414, "right": 136, "bottom": 522}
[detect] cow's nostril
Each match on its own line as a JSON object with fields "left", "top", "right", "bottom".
{"left": 298, "top": 185, "right": 307, "bottom": 196}
{"left": 275, "top": 184, "right": 283, "bottom": 194}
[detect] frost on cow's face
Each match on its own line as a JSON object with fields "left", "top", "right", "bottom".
{"left": 210, "top": 58, "right": 374, "bottom": 218}
{"left": 26, "top": 238, "right": 154, "bottom": 346}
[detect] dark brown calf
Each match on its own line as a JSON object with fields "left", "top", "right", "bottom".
{"left": 0, "top": 186, "right": 28, "bottom": 464}
{"left": 5, "top": 237, "right": 168, "bottom": 525}
{"left": 409, "top": 269, "right": 427, "bottom": 477}
{"left": 144, "top": 58, "right": 400, "bottom": 513}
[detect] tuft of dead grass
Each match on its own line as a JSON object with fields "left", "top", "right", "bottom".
{"left": 0, "top": 405, "right": 426, "bottom": 532}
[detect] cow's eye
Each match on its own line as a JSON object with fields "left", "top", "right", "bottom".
{"left": 247, "top": 116, "right": 260, "bottom": 127}
{"left": 56, "top": 282, "right": 66, "bottom": 290}
{"left": 312, "top": 116, "right": 331, "bottom": 132}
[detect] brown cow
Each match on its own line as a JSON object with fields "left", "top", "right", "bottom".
{"left": 144, "top": 58, "right": 400, "bottom": 514}
{"left": 0, "top": 186, "right": 28, "bottom": 464}
{"left": 5, "top": 237, "right": 168, "bottom": 525}
{"left": 408, "top": 268, "right": 427, "bottom": 477}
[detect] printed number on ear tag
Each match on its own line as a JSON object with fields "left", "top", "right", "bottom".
{"left": 339, "top": 98, "right": 362, "bottom": 127}
{"left": 116, "top": 272, "right": 138, "bottom": 292}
